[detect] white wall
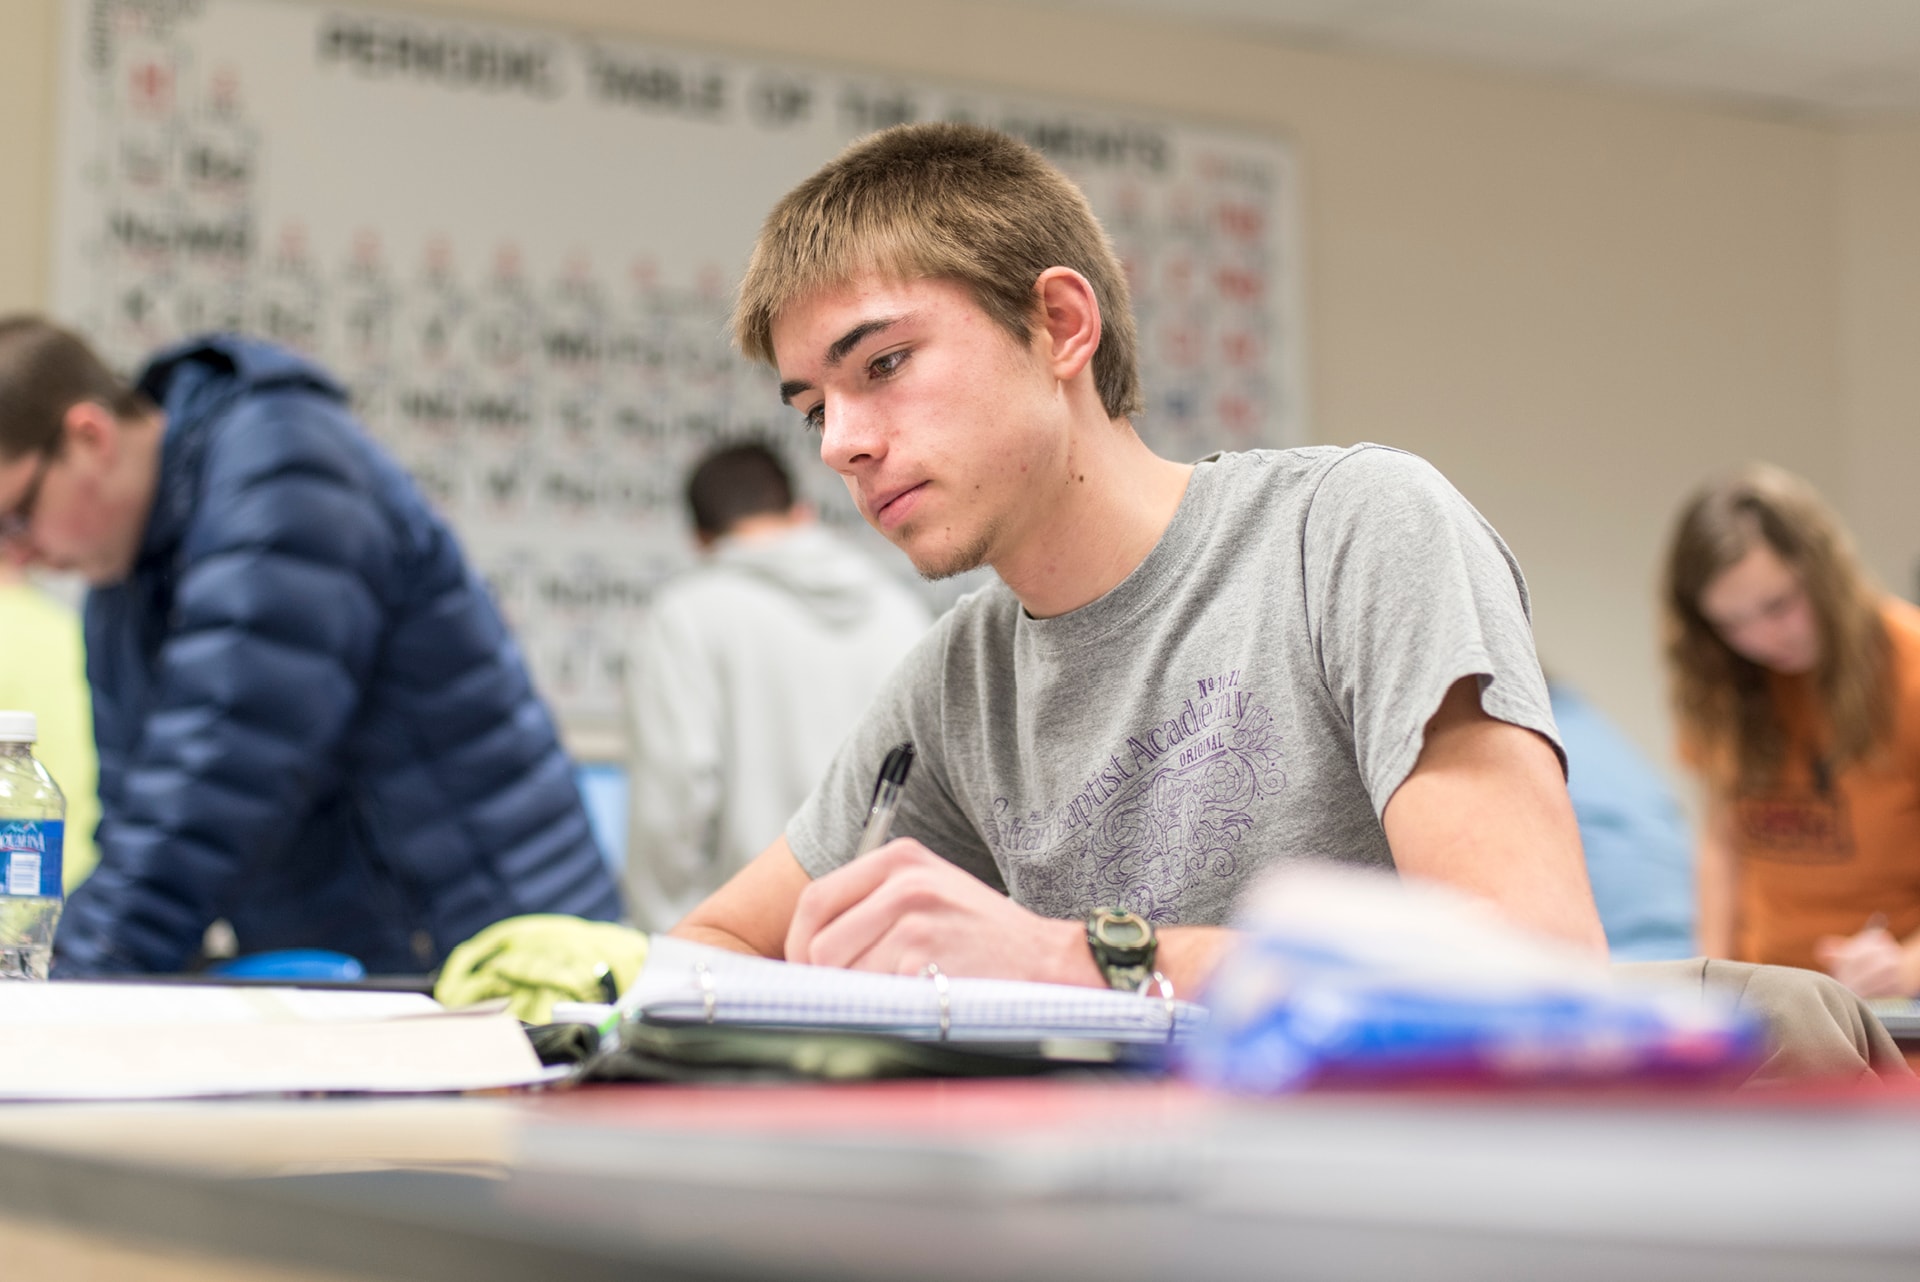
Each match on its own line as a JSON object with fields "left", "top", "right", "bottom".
{"left": 1840, "top": 126, "right": 1920, "bottom": 607}
{"left": 4, "top": 0, "right": 1911, "bottom": 777}
{"left": 0, "top": 0, "right": 57, "bottom": 311}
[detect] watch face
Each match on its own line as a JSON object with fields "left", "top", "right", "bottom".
{"left": 1092, "top": 909, "right": 1153, "bottom": 959}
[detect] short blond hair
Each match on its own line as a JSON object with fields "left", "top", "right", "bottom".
{"left": 732, "top": 123, "right": 1143, "bottom": 420}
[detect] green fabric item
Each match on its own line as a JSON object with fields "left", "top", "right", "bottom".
{"left": 435, "top": 914, "right": 650, "bottom": 1023}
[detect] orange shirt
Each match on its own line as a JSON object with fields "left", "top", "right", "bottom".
{"left": 1724, "top": 599, "right": 1920, "bottom": 971}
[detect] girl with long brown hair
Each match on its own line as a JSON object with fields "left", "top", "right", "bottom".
{"left": 1664, "top": 463, "right": 1920, "bottom": 996}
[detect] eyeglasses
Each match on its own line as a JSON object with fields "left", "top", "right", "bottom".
{"left": 0, "top": 450, "right": 55, "bottom": 544}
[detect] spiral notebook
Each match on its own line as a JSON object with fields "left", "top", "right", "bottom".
{"left": 620, "top": 936, "right": 1208, "bottom": 1045}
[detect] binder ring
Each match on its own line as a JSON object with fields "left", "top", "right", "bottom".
{"left": 1148, "top": 970, "right": 1176, "bottom": 1044}
{"left": 694, "top": 961, "right": 717, "bottom": 1024}
{"left": 921, "top": 962, "right": 951, "bottom": 1041}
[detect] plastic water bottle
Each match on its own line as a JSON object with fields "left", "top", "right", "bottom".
{"left": 0, "top": 711, "right": 64, "bottom": 981}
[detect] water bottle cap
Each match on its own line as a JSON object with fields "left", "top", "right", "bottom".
{"left": 0, "top": 711, "right": 37, "bottom": 743}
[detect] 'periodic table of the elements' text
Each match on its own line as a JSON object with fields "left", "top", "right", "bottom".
{"left": 55, "top": 0, "right": 1301, "bottom": 731}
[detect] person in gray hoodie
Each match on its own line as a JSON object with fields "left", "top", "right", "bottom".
{"left": 623, "top": 441, "right": 932, "bottom": 930}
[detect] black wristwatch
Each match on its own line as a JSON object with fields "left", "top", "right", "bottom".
{"left": 1086, "top": 906, "right": 1157, "bottom": 993}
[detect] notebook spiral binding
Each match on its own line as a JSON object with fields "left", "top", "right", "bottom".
{"left": 636, "top": 938, "right": 1199, "bottom": 1047}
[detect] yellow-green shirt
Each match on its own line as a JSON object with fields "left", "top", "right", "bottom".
{"left": 0, "top": 580, "right": 99, "bottom": 889}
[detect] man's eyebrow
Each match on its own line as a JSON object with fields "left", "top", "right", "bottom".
{"left": 778, "top": 315, "right": 907, "bottom": 406}
{"left": 826, "top": 316, "right": 901, "bottom": 367}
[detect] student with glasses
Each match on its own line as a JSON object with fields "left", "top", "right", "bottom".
{"left": 0, "top": 317, "right": 622, "bottom": 976}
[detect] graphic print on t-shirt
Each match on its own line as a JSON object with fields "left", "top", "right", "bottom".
{"left": 992, "top": 670, "right": 1286, "bottom": 922}
{"left": 1735, "top": 787, "right": 1855, "bottom": 864}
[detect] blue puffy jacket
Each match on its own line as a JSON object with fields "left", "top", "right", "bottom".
{"left": 54, "top": 336, "right": 623, "bottom": 975}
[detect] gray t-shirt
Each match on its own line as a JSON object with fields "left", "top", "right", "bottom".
{"left": 787, "top": 444, "right": 1560, "bottom": 926}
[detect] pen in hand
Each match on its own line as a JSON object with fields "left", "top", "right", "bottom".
{"left": 854, "top": 741, "right": 915, "bottom": 857}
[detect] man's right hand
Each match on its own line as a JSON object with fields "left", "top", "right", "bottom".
{"left": 784, "top": 839, "right": 1099, "bottom": 985}
{"left": 673, "top": 834, "right": 1238, "bottom": 996}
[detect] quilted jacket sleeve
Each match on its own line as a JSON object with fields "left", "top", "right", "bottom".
{"left": 55, "top": 389, "right": 399, "bottom": 975}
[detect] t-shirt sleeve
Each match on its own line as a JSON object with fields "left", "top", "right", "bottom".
{"left": 1301, "top": 446, "right": 1561, "bottom": 818}
{"left": 784, "top": 612, "right": 1002, "bottom": 889}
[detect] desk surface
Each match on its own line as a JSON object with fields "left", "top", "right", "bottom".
{"left": 3, "top": 1079, "right": 1920, "bottom": 1282}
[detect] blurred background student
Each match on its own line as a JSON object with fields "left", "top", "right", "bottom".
{"left": 1547, "top": 679, "right": 1695, "bottom": 961}
{"left": 1664, "top": 462, "right": 1920, "bottom": 997}
{"left": 0, "top": 318, "right": 622, "bottom": 976}
{"left": 623, "top": 441, "right": 932, "bottom": 930}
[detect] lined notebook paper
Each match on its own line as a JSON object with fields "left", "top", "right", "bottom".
{"left": 623, "top": 937, "right": 1208, "bottom": 1044}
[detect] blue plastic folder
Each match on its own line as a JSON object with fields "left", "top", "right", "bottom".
{"left": 1180, "top": 868, "right": 1761, "bottom": 1092}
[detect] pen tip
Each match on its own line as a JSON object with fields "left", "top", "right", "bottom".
{"left": 882, "top": 741, "right": 915, "bottom": 785}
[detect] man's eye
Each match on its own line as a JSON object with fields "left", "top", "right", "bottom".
{"left": 802, "top": 404, "right": 825, "bottom": 433}
{"left": 870, "top": 349, "right": 909, "bottom": 379}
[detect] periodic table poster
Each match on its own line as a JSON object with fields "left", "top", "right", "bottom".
{"left": 51, "top": 0, "right": 1303, "bottom": 733}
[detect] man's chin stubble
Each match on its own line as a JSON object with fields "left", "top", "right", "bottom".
{"left": 903, "top": 522, "right": 996, "bottom": 583}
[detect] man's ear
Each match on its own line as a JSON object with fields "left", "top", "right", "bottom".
{"left": 1032, "top": 267, "right": 1101, "bottom": 384}
{"left": 59, "top": 401, "right": 125, "bottom": 470}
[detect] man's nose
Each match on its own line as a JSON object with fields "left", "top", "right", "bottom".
{"left": 818, "top": 397, "right": 884, "bottom": 474}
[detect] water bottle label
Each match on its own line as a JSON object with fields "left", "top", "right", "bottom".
{"left": 0, "top": 821, "right": 62, "bottom": 898}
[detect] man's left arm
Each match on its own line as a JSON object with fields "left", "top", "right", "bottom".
{"left": 1301, "top": 449, "right": 1605, "bottom": 957}
{"left": 1383, "top": 675, "right": 1608, "bottom": 954}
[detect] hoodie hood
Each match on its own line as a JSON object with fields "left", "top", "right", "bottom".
{"left": 710, "top": 523, "right": 900, "bottom": 630}
{"left": 133, "top": 336, "right": 348, "bottom": 567}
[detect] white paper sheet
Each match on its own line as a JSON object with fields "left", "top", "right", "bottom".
{"left": 0, "top": 982, "right": 551, "bottom": 1100}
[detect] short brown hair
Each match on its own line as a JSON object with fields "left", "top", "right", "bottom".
{"left": 732, "top": 123, "right": 1143, "bottom": 420}
{"left": 1662, "top": 462, "right": 1890, "bottom": 793}
{"left": 685, "top": 440, "right": 794, "bottom": 538}
{"left": 0, "top": 316, "right": 151, "bottom": 459}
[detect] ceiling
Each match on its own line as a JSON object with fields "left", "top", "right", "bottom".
{"left": 1012, "top": 0, "right": 1920, "bottom": 121}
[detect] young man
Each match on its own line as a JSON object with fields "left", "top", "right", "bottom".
{"left": 0, "top": 319, "right": 622, "bottom": 975}
{"left": 624, "top": 440, "right": 931, "bottom": 930}
{"left": 673, "top": 122, "right": 1606, "bottom": 997}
